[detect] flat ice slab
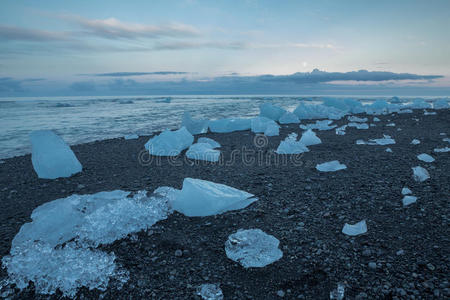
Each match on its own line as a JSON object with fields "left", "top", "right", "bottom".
{"left": 186, "top": 143, "right": 220, "bottom": 162}
{"left": 402, "top": 196, "right": 417, "bottom": 206}
{"left": 316, "top": 160, "right": 347, "bottom": 172}
{"left": 169, "top": 178, "right": 257, "bottom": 217}
{"left": 225, "top": 229, "right": 283, "bottom": 268}
{"left": 342, "top": 220, "right": 367, "bottom": 236}
{"left": 434, "top": 147, "right": 450, "bottom": 153}
{"left": 357, "top": 135, "right": 396, "bottom": 145}
{"left": 30, "top": 130, "right": 82, "bottom": 179}
{"left": 347, "top": 122, "right": 369, "bottom": 130}
{"left": 276, "top": 133, "right": 309, "bottom": 154}
{"left": 417, "top": 153, "right": 435, "bottom": 163}
{"left": 299, "top": 129, "right": 321, "bottom": 146}
{"left": 412, "top": 166, "right": 430, "bottom": 182}
{"left": 347, "top": 116, "right": 368, "bottom": 122}
{"left": 145, "top": 127, "right": 194, "bottom": 156}
{"left": 124, "top": 134, "right": 139, "bottom": 140}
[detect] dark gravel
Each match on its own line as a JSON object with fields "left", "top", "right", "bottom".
{"left": 0, "top": 109, "right": 449, "bottom": 299}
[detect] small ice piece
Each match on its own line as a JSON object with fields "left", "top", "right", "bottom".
{"left": 412, "top": 166, "right": 430, "bottom": 182}
{"left": 335, "top": 125, "right": 347, "bottom": 135}
{"left": 417, "top": 153, "right": 435, "bottom": 163}
{"left": 30, "top": 130, "right": 82, "bottom": 179}
{"left": 145, "top": 127, "right": 194, "bottom": 156}
{"left": 279, "top": 111, "right": 300, "bottom": 124}
{"left": 264, "top": 122, "right": 280, "bottom": 136}
{"left": 225, "top": 229, "right": 283, "bottom": 268}
{"left": 386, "top": 123, "right": 396, "bottom": 127}
{"left": 411, "top": 139, "right": 420, "bottom": 145}
{"left": 434, "top": 147, "right": 450, "bottom": 153}
{"left": 197, "top": 137, "right": 221, "bottom": 148}
{"left": 347, "top": 122, "right": 369, "bottom": 129}
{"left": 209, "top": 118, "right": 251, "bottom": 133}
{"left": 402, "top": 196, "right": 417, "bottom": 206}
{"left": 347, "top": 116, "right": 368, "bottom": 122}
{"left": 276, "top": 133, "right": 309, "bottom": 154}
{"left": 169, "top": 178, "right": 257, "bottom": 217}
{"left": 385, "top": 148, "right": 393, "bottom": 152}
{"left": 356, "top": 139, "right": 366, "bottom": 145}
{"left": 423, "top": 110, "right": 436, "bottom": 116}
{"left": 196, "top": 283, "right": 224, "bottom": 300}
{"left": 251, "top": 117, "right": 275, "bottom": 133}
{"left": 316, "top": 160, "right": 347, "bottom": 172}
{"left": 342, "top": 220, "right": 367, "bottom": 236}
{"left": 373, "top": 117, "right": 381, "bottom": 122}
{"left": 443, "top": 138, "right": 450, "bottom": 143}
{"left": 368, "top": 135, "right": 396, "bottom": 145}
{"left": 299, "top": 129, "right": 321, "bottom": 146}
{"left": 401, "top": 187, "right": 412, "bottom": 195}
{"left": 186, "top": 143, "right": 220, "bottom": 162}
{"left": 181, "top": 112, "right": 209, "bottom": 135}
{"left": 300, "top": 120, "right": 336, "bottom": 131}
{"left": 124, "top": 134, "right": 138, "bottom": 140}
{"left": 330, "top": 283, "right": 345, "bottom": 300}
{"left": 259, "top": 103, "right": 286, "bottom": 121}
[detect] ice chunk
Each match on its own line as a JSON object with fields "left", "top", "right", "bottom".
{"left": 124, "top": 134, "right": 138, "bottom": 140}
{"left": 373, "top": 117, "right": 380, "bottom": 122}
{"left": 294, "top": 103, "right": 345, "bottom": 120}
{"left": 181, "top": 112, "right": 209, "bottom": 135}
{"left": 347, "top": 122, "right": 369, "bottom": 129}
{"left": 401, "top": 187, "right": 412, "bottom": 195}
{"left": 145, "top": 127, "right": 194, "bottom": 156}
{"left": 412, "top": 166, "right": 430, "bottom": 182}
{"left": 196, "top": 283, "right": 224, "bottom": 300}
{"left": 169, "top": 178, "right": 257, "bottom": 217}
{"left": 385, "top": 148, "right": 393, "bottom": 152}
{"left": 335, "top": 125, "right": 347, "bottom": 135}
{"left": 368, "top": 135, "right": 396, "bottom": 145}
{"left": 423, "top": 110, "right": 436, "bottom": 116}
{"left": 276, "top": 133, "right": 309, "bottom": 154}
{"left": 417, "top": 153, "right": 435, "bottom": 163}
{"left": 347, "top": 116, "right": 368, "bottom": 122}
{"left": 197, "top": 137, "right": 221, "bottom": 148}
{"left": 225, "top": 229, "right": 283, "bottom": 268}
{"left": 186, "top": 143, "right": 220, "bottom": 162}
{"left": 30, "top": 130, "right": 82, "bottom": 179}
{"left": 389, "top": 96, "right": 402, "bottom": 103}
{"left": 259, "top": 103, "right": 286, "bottom": 121}
{"left": 251, "top": 117, "right": 275, "bottom": 133}
{"left": 443, "top": 138, "right": 450, "bottom": 143}
{"left": 299, "top": 129, "right": 321, "bottom": 146}
{"left": 411, "top": 139, "right": 420, "bottom": 145}
{"left": 356, "top": 139, "right": 366, "bottom": 145}
{"left": 321, "top": 97, "right": 364, "bottom": 114}
{"left": 433, "top": 99, "right": 449, "bottom": 109}
{"left": 399, "top": 109, "right": 413, "bottom": 114}
{"left": 410, "top": 99, "right": 431, "bottom": 109}
{"left": 342, "top": 220, "right": 367, "bottom": 236}
{"left": 209, "top": 118, "right": 251, "bottom": 133}
{"left": 264, "top": 122, "right": 280, "bottom": 136}
{"left": 316, "top": 160, "right": 347, "bottom": 172}
{"left": 279, "top": 111, "right": 300, "bottom": 124}
{"left": 434, "top": 147, "right": 450, "bottom": 153}
{"left": 330, "top": 283, "right": 345, "bottom": 300}
{"left": 386, "top": 123, "right": 396, "bottom": 127}
{"left": 402, "top": 196, "right": 417, "bottom": 206}
{"left": 300, "top": 120, "right": 336, "bottom": 130}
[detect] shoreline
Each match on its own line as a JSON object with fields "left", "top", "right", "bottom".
{"left": 0, "top": 109, "right": 449, "bottom": 299}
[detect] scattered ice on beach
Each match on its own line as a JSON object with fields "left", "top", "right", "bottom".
{"left": 316, "top": 160, "right": 347, "bottom": 172}
{"left": 299, "top": 129, "right": 321, "bottom": 146}
{"left": 197, "top": 137, "right": 221, "bottom": 148}
{"left": 385, "top": 148, "right": 393, "bottom": 152}
{"left": 412, "top": 166, "right": 430, "bottom": 182}
{"left": 186, "top": 143, "right": 221, "bottom": 162}
{"left": 417, "top": 153, "right": 435, "bottom": 163}
{"left": 342, "top": 220, "right": 367, "bottom": 236}
{"left": 402, "top": 187, "right": 412, "bottom": 195}
{"left": 182, "top": 112, "right": 209, "bottom": 135}
{"left": 434, "top": 147, "right": 450, "bottom": 153}
{"left": 402, "top": 196, "right": 417, "bottom": 206}
{"left": 30, "top": 130, "right": 82, "bottom": 179}
{"left": 276, "top": 133, "right": 309, "bottom": 154}
{"left": 209, "top": 118, "right": 251, "bottom": 133}
{"left": 347, "top": 122, "right": 369, "bottom": 129}
{"left": 196, "top": 283, "right": 224, "bottom": 300}
{"left": 300, "top": 120, "right": 336, "bottom": 131}
{"left": 347, "top": 116, "right": 368, "bottom": 122}
{"left": 330, "top": 283, "right": 345, "bottom": 300}
{"left": 225, "top": 229, "right": 283, "bottom": 268}
{"left": 259, "top": 103, "right": 286, "bottom": 121}
{"left": 386, "top": 123, "right": 396, "bottom": 127}
{"left": 264, "top": 122, "right": 280, "bottom": 136}
{"left": 373, "top": 117, "right": 380, "bottom": 122}
{"left": 294, "top": 103, "right": 345, "bottom": 120}
{"left": 169, "top": 178, "right": 257, "bottom": 217}
{"left": 335, "top": 125, "right": 347, "bottom": 135}
{"left": 411, "top": 139, "right": 420, "bottom": 145}
{"left": 145, "top": 127, "right": 193, "bottom": 156}
{"left": 251, "top": 117, "right": 277, "bottom": 134}
{"left": 410, "top": 99, "right": 432, "bottom": 109}
{"left": 279, "top": 111, "right": 300, "bottom": 124}
{"left": 124, "top": 134, "right": 138, "bottom": 140}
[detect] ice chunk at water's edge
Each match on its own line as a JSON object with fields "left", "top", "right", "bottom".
{"left": 145, "top": 127, "right": 194, "bottom": 156}
{"left": 279, "top": 111, "right": 299, "bottom": 124}
{"left": 342, "top": 220, "right": 367, "bottom": 236}
{"left": 259, "top": 103, "right": 286, "bottom": 121}
{"left": 182, "top": 112, "right": 209, "bottom": 135}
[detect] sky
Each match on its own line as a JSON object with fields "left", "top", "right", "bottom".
{"left": 0, "top": 0, "right": 449, "bottom": 96}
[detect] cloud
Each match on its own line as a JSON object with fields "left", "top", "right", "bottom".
{"left": 69, "top": 81, "right": 96, "bottom": 92}
{"left": 152, "top": 41, "right": 246, "bottom": 50}
{"left": 0, "top": 77, "right": 24, "bottom": 92}
{"left": 0, "top": 25, "right": 70, "bottom": 42}
{"left": 88, "top": 71, "right": 189, "bottom": 77}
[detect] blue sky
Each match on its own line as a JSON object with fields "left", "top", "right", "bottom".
{"left": 1, "top": 0, "right": 449, "bottom": 96}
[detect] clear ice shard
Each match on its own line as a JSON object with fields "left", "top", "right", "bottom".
{"left": 342, "top": 220, "right": 367, "bottom": 236}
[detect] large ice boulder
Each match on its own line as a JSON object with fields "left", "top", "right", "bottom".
{"left": 225, "top": 229, "right": 283, "bottom": 268}
{"left": 181, "top": 112, "right": 209, "bottom": 135}
{"left": 299, "top": 129, "right": 321, "bottom": 146}
{"left": 145, "top": 127, "right": 194, "bottom": 156}
{"left": 276, "top": 133, "right": 309, "bottom": 154}
{"left": 279, "top": 111, "right": 300, "bottom": 124}
{"left": 433, "top": 99, "right": 449, "bottom": 109}
{"left": 259, "top": 103, "right": 286, "bottom": 121}
{"left": 209, "top": 118, "right": 251, "bottom": 133}
{"left": 251, "top": 117, "right": 276, "bottom": 133}
{"left": 30, "top": 130, "right": 82, "bottom": 179}
{"left": 186, "top": 143, "right": 220, "bottom": 162}
{"left": 169, "top": 178, "right": 257, "bottom": 217}
{"left": 294, "top": 103, "right": 345, "bottom": 120}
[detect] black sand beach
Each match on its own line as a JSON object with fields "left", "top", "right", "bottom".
{"left": 0, "top": 109, "right": 449, "bottom": 299}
